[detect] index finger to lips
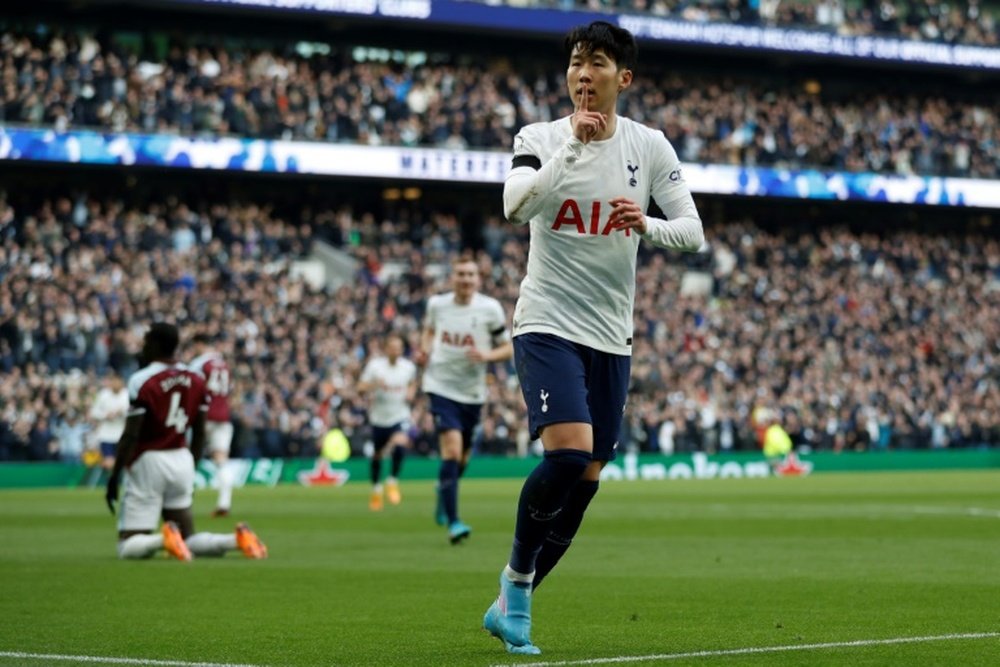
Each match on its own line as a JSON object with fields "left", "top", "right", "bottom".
{"left": 581, "top": 88, "right": 589, "bottom": 112}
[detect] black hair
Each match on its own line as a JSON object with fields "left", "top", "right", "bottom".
{"left": 146, "top": 322, "right": 180, "bottom": 358}
{"left": 564, "top": 21, "right": 638, "bottom": 72}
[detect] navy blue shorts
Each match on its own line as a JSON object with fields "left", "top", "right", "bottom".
{"left": 428, "top": 393, "right": 483, "bottom": 441}
{"left": 514, "top": 332, "right": 631, "bottom": 462}
{"left": 371, "top": 422, "right": 408, "bottom": 449}
{"left": 100, "top": 442, "right": 116, "bottom": 457}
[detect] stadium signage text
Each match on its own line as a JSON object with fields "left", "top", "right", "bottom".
{"left": 169, "top": 0, "right": 1000, "bottom": 70}
{"left": 601, "top": 452, "right": 773, "bottom": 481}
{"left": 618, "top": 17, "right": 1000, "bottom": 69}
{"left": 191, "top": 0, "right": 430, "bottom": 17}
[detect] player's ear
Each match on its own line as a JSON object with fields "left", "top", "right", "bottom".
{"left": 618, "top": 68, "right": 633, "bottom": 92}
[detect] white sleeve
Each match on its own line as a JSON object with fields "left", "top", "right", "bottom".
{"left": 641, "top": 131, "right": 704, "bottom": 252}
{"left": 641, "top": 195, "right": 705, "bottom": 252}
{"left": 423, "top": 297, "right": 438, "bottom": 331}
{"left": 503, "top": 127, "right": 585, "bottom": 225}
{"left": 360, "top": 361, "right": 375, "bottom": 384}
{"left": 89, "top": 393, "right": 107, "bottom": 421}
{"left": 489, "top": 300, "right": 510, "bottom": 343}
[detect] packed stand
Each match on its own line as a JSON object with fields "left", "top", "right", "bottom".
{"left": 464, "top": 0, "right": 1000, "bottom": 46}
{"left": 2, "top": 29, "right": 998, "bottom": 179}
{"left": 2, "top": 191, "right": 999, "bottom": 463}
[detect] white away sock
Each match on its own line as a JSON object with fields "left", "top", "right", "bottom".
{"left": 216, "top": 466, "right": 233, "bottom": 510}
{"left": 504, "top": 564, "right": 535, "bottom": 584}
{"left": 185, "top": 532, "right": 238, "bottom": 557}
{"left": 117, "top": 533, "right": 164, "bottom": 559}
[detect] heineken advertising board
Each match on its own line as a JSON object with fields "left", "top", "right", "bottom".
{"left": 1, "top": 449, "right": 997, "bottom": 489}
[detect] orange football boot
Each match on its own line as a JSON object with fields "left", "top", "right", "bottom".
{"left": 161, "top": 521, "right": 192, "bottom": 561}
{"left": 235, "top": 522, "right": 268, "bottom": 559}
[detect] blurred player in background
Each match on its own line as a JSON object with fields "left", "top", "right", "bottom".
{"left": 105, "top": 322, "right": 266, "bottom": 561}
{"left": 189, "top": 333, "right": 235, "bottom": 517}
{"left": 87, "top": 374, "right": 129, "bottom": 472}
{"left": 357, "top": 333, "right": 418, "bottom": 511}
{"left": 418, "top": 255, "right": 512, "bottom": 544}
{"left": 482, "top": 21, "right": 705, "bottom": 654}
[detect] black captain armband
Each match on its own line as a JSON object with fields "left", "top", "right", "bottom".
{"left": 512, "top": 155, "right": 542, "bottom": 170}
{"left": 490, "top": 325, "right": 508, "bottom": 345}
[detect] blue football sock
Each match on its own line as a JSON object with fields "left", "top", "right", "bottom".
{"left": 390, "top": 445, "right": 405, "bottom": 478}
{"left": 532, "top": 479, "right": 599, "bottom": 590}
{"left": 369, "top": 457, "right": 382, "bottom": 486}
{"left": 508, "top": 449, "right": 591, "bottom": 576}
{"left": 439, "top": 459, "right": 460, "bottom": 524}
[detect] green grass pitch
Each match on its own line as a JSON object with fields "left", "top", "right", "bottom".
{"left": 1, "top": 470, "right": 998, "bottom": 666}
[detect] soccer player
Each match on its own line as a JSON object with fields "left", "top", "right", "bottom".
{"left": 357, "top": 333, "right": 418, "bottom": 511}
{"left": 87, "top": 374, "right": 129, "bottom": 472}
{"left": 189, "top": 333, "right": 235, "bottom": 517}
{"left": 482, "top": 21, "right": 705, "bottom": 654}
{"left": 419, "top": 255, "right": 513, "bottom": 544}
{"left": 105, "top": 322, "right": 266, "bottom": 561}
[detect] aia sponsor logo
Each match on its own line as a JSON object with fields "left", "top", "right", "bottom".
{"left": 551, "top": 199, "right": 631, "bottom": 237}
{"left": 441, "top": 331, "right": 475, "bottom": 347}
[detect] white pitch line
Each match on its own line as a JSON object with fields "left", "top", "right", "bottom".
{"left": 910, "top": 506, "right": 1000, "bottom": 519}
{"left": 493, "top": 631, "right": 1000, "bottom": 666}
{"left": 0, "top": 652, "right": 264, "bottom": 667}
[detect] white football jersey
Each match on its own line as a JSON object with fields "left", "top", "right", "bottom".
{"left": 421, "top": 292, "right": 508, "bottom": 405}
{"left": 89, "top": 387, "right": 130, "bottom": 443}
{"left": 359, "top": 356, "right": 417, "bottom": 427}
{"left": 509, "top": 115, "right": 694, "bottom": 356}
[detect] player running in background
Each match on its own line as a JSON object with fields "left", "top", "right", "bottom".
{"left": 87, "top": 373, "right": 129, "bottom": 473}
{"left": 482, "top": 21, "right": 705, "bottom": 654}
{"left": 418, "top": 255, "right": 513, "bottom": 544}
{"left": 105, "top": 322, "right": 266, "bottom": 561}
{"left": 357, "top": 333, "right": 418, "bottom": 511}
{"left": 189, "top": 333, "right": 235, "bottom": 517}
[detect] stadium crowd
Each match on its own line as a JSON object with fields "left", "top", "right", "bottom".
{"left": 467, "top": 0, "right": 1000, "bottom": 46}
{"left": 1, "top": 191, "right": 998, "bottom": 463}
{"left": 1, "top": 28, "right": 998, "bottom": 179}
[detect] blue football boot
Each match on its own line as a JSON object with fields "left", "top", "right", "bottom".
{"left": 483, "top": 571, "right": 541, "bottom": 655}
{"left": 448, "top": 520, "right": 471, "bottom": 544}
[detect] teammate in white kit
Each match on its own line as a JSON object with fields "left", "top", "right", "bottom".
{"left": 87, "top": 374, "right": 129, "bottom": 471}
{"left": 482, "top": 22, "right": 705, "bottom": 654}
{"left": 189, "top": 334, "right": 235, "bottom": 517}
{"left": 357, "top": 333, "right": 418, "bottom": 511}
{"left": 419, "top": 256, "right": 513, "bottom": 544}
{"left": 105, "top": 323, "right": 266, "bottom": 561}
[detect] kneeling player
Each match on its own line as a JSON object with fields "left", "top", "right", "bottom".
{"left": 105, "top": 323, "right": 267, "bottom": 561}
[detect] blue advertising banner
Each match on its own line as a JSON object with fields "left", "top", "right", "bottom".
{"left": 2, "top": 126, "right": 998, "bottom": 208}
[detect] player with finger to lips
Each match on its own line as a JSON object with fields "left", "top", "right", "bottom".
{"left": 482, "top": 20, "right": 705, "bottom": 655}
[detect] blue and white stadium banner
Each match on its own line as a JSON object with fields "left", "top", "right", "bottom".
{"left": 151, "top": 0, "right": 1000, "bottom": 70}
{"left": 2, "top": 126, "right": 998, "bottom": 209}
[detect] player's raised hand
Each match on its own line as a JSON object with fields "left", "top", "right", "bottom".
{"left": 572, "top": 88, "right": 606, "bottom": 144}
{"left": 608, "top": 196, "right": 647, "bottom": 234}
